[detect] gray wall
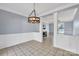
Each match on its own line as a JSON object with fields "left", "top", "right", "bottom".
{"left": 73, "top": 9, "right": 79, "bottom": 35}
{"left": 0, "top": 9, "right": 39, "bottom": 34}
{"left": 49, "top": 23, "right": 54, "bottom": 33}
{"left": 64, "top": 21, "right": 73, "bottom": 35}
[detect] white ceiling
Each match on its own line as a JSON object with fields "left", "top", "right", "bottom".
{"left": 0, "top": 3, "right": 78, "bottom": 17}
{"left": 41, "top": 8, "right": 78, "bottom": 23}
{"left": 58, "top": 8, "right": 78, "bottom": 22}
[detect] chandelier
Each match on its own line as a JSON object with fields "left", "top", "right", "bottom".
{"left": 28, "top": 3, "right": 40, "bottom": 23}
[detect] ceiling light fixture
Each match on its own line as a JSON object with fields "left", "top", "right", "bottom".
{"left": 28, "top": 3, "right": 40, "bottom": 23}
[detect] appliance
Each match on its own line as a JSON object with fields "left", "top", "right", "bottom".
{"left": 42, "top": 24, "right": 47, "bottom": 37}
{"left": 28, "top": 3, "right": 40, "bottom": 23}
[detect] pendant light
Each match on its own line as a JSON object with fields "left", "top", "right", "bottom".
{"left": 28, "top": 3, "right": 40, "bottom": 23}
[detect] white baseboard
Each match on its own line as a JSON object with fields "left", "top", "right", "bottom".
{"left": 54, "top": 34, "right": 79, "bottom": 54}
{"left": 0, "top": 32, "right": 42, "bottom": 49}
{"left": 33, "top": 33, "right": 43, "bottom": 42}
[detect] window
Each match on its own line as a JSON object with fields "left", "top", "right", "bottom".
{"left": 57, "top": 21, "right": 64, "bottom": 34}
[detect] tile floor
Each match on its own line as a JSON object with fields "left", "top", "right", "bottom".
{"left": 0, "top": 40, "right": 79, "bottom": 56}
{"left": 0, "top": 34, "right": 79, "bottom": 56}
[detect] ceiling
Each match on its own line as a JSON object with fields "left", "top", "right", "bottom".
{"left": 0, "top": 3, "right": 78, "bottom": 17}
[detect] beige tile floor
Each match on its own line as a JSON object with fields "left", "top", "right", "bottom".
{"left": 0, "top": 34, "right": 79, "bottom": 56}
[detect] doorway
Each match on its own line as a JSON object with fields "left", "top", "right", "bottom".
{"left": 42, "top": 23, "right": 54, "bottom": 46}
